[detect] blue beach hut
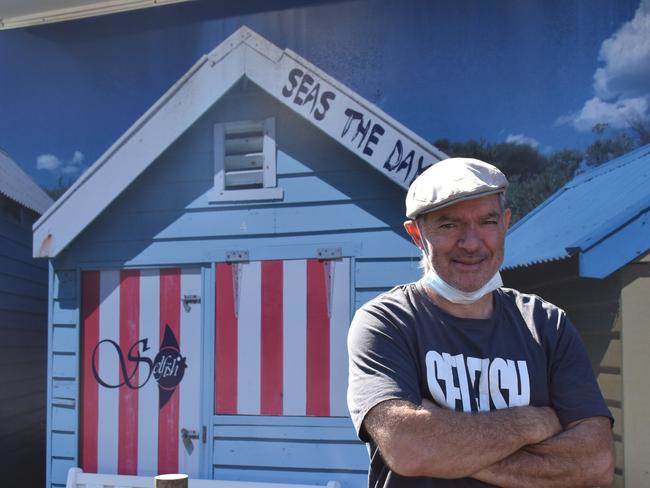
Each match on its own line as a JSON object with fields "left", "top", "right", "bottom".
{"left": 33, "top": 27, "right": 447, "bottom": 488}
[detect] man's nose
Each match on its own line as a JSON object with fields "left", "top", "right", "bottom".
{"left": 458, "top": 228, "right": 481, "bottom": 252}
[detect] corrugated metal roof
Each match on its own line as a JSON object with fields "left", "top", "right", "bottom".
{"left": 0, "top": 149, "right": 54, "bottom": 215}
{"left": 504, "top": 144, "right": 650, "bottom": 270}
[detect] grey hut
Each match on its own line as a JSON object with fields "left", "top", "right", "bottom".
{"left": 0, "top": 149, "right": 53, "bottom": 486}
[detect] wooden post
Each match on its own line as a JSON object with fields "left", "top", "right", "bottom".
{"left": 155, "top": 474, "right": 189, "bottom": 488}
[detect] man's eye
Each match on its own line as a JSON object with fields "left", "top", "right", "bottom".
{"left": 440, "top": 223, "right": 456, "bottom": 229}
{"left": 483, "top": 220, "right": 498, "bottom": 225}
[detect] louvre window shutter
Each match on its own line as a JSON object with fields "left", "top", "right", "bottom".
{"left": 224, "top": 120, "right": 265, "bottom": 190}
{"left": 211, "top": 118, "right": 282, "bottom": 201}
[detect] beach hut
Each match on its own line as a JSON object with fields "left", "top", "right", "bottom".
{"left": 33, "top": 27, "right": 447, "bottom": 488}
{"left": 0, "top": 149, "right": 53, "bottom": 486}
{"left": 503, "top": 144, "right": 650, "bottom": 488}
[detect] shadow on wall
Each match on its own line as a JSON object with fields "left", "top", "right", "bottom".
{"left": 55, "top": 79, "right": 413, "bottom": 270}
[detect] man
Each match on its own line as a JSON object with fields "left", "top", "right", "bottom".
{"left": 347, "top": 158, "right": 614, "bottom": 487}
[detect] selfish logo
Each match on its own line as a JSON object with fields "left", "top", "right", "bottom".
{"left": 91, "top": 324, "right": 187, "bottom": 409}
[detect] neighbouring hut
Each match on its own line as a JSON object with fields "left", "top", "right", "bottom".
{"left": 503, "top": 144, "right": 650, "bottom": 488}
{"left": 33, "top": 27, "right": 447, "bottom": 488}
{"left": 0, "top": 149, "right": 53, "bottom": 487}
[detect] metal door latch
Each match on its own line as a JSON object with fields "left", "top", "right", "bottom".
{"left": 181, "top": 428, "right": 199, "bottom": 454}
{"left": 182, "top": 294, "right": 201, "bottom": 312}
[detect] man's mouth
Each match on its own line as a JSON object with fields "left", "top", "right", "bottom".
{"left": 451, "top": 257, "right": 487, "bottom": 269}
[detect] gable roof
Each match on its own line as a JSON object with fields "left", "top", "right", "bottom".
{"left": 0, "top": 149, "right": 53, "bottom": 215}
{"left": 33, "top": 26, "right": 446, "bottom": 258}
{"left": 503, "top": 144, "right": 650, "bottom": 278}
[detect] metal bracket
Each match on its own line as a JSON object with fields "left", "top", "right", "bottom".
{"left": 225, "top": 250, "right": 249, "bottom": 262}
{"left": 317, "top": 247, "right": 342, "bottom": 260}
{"left": 182, "top": 294, "right": 201, "bottom": 312}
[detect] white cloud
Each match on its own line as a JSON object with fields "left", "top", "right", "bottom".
{"left": 505, "top": 133, "right": 540, "bottom": 148}
{"left": 36, "top": 154, "right": 61, "bottom": 171}
{"left": 560, "top": 1, "right": 650, "bottom": 132}
{"left": 62, "top": 150, "right": 85, "bottom": 174}
{"left": 36, "top": 150, "right": 85, "bottom": 173}
{"left": 71, "top": 150, "right": 84, "bottom": 166}
{"left": 594, "top": 0, "right": 650, "bottom": 100}
{"left": 568, "top": 96, "right": 649, "bottom": 132}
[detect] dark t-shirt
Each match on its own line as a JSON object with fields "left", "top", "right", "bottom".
{"left": 347, "top": 282, "right": 611, "bottom": 488}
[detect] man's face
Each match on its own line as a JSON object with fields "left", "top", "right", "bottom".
{"left": 406, "top": 194, "right": 511, "bottom": 292}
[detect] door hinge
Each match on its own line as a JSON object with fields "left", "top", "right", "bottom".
{"left": 317, "top": 247, "right": 342, "bottom": 260}
{"left": 202, "top": 425, "right": 207, "bottom": 444}
{"left": 225, "top": 250, "right": 249, "bottom": 262}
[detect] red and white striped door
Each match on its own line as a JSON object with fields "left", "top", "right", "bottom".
{"left": 80, "top": 267, "right": 203, "bottom": 476}
{"left": 214, "top": 258, "right": 350, "bottom": 417}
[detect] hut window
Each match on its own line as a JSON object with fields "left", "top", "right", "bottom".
{"left": 209, "top": 118, "right": 283, "bottom": 202}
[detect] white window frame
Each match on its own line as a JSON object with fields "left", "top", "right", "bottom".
{"left": 208, "top": 117, "right": 284, "bottom": 202}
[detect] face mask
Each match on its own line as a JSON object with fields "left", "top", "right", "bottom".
{"left": 421, "top": 266, "right": 503, "bottom": 305}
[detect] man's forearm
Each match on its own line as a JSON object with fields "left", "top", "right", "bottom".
{"left": 365, "top": 399, "right": 561, "bottom": 479}
{"left": 472, "top": 417, "right": 614, "bottom": 488}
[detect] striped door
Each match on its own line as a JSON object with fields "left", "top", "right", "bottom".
{"left": 214, "top": 258, "right": 350, "bottom": 417}
{"left": 80, "top": 268, "right": 203, "bottom": 476}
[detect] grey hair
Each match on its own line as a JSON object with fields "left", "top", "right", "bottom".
{"left": 416, "top": 191, "right": 507, "bottom": 275}
{"left": 497, "top": 192, "right": 506, "bottom": 213}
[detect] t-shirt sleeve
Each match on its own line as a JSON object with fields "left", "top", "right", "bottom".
{"left": 547, "top": 311, "right": 613, "bottom": 426}
{"left": 347, "top": 301, "right": 421, "bottom": 442}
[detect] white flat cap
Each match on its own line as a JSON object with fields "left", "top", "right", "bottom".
{"left": 406, "top": 157, "right": 508, "bottom": 219}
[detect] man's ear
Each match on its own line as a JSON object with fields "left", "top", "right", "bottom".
{"left": 404, "top": 220, "right": 423, "bottom": 249}
{"left": 503, "top": 208, "right": 512, "bottom": 231}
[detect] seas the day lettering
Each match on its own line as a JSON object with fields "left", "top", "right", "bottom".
{"left": 282, "top": 68, "right": 336, "bottom": 121}
{"left": 281, "top": 67, "right": 433, "bottom": 184}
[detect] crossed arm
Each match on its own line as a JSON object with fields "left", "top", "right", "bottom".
{"left": 364, "top": 398, "right": 614, "bottom": 487}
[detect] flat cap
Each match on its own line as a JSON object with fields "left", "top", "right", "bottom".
{"left": 406, "top": 157, "right": 508, "bottom": 219}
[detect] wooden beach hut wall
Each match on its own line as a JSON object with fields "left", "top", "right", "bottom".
{"left": 33, "top": 27, "right": 447, "bottom": 488}
{"left": 502, "top": 144, "right": 650, "bottom": 488}
{"left": 0, "top": 149, "right": 53, "bottom": 487}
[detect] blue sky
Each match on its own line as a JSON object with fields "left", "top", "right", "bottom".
{"left": 0, "top": 0, "right": 647, "bottom": 189}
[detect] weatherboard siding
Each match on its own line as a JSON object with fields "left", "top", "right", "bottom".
{"left": 620, "top": 262, "right": 650, "bottom": 488}
{"left": 503, "top": 259, "right": 623, "bottom": 488}
{"left": 211, "top": 416, "right": 367, "bottom": 487}
{"left": 0, "top": 214, "right": 48, "bottom": 487}
{"left": 48, "top": 268, "right": 80, "bottom": 488}
{"left": 48, "top": 87, "right": 420, "bottom": 486}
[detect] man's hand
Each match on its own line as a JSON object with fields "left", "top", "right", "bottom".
{"left": 364, "top": 398, "right": 562, "bottom": 479}
{"left": 472, "top": 416, "right": 614, "bottom": 488}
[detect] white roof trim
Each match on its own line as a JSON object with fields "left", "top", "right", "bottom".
{"left": 33, "top": 26, "right": 446, "bottom": 258}
{"left": 0, "top": 0, "right": 191, "bottom": 30}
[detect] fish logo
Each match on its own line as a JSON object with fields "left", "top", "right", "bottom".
{"left": 153, "top": 325, "right": 187, "bottom": 408}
